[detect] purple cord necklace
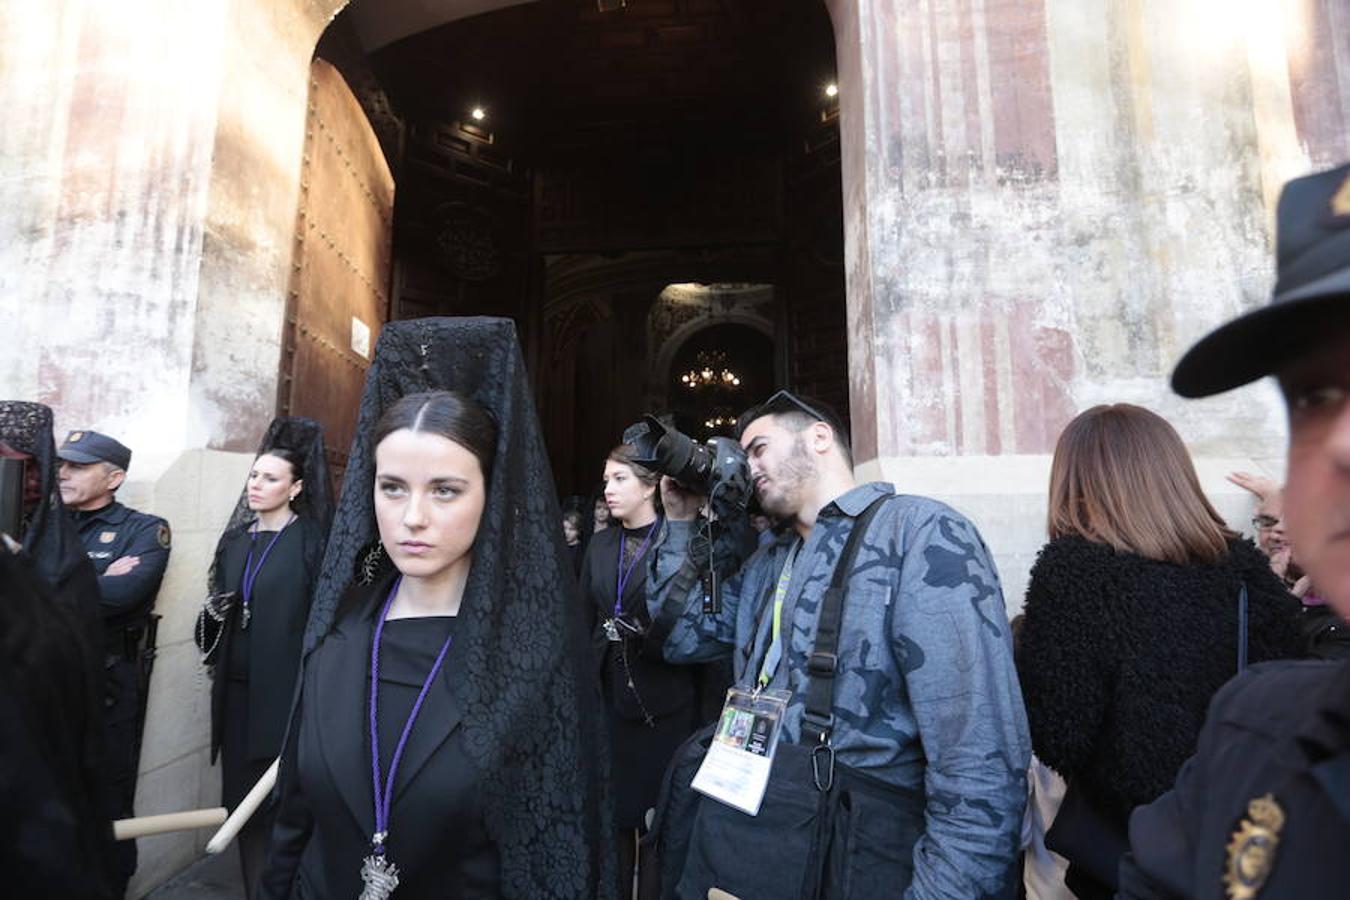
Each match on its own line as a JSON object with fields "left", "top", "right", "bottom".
{"left": 239, "top": 513, "right": 295, "bottom": 630}
{"left": 613, "top": 516, "right": 661, "bottom": 618}
{"left": 359, "top": 576, "right": 455, "bottom": 899}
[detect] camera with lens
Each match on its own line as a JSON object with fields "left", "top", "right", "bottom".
{"left": 622, "top": 415, "right": 752, "bottom": 520}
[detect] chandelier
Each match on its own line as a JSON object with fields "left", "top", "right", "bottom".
{"left": 680, "top": 350, "right": 742, "bottom": 391}
{"left": 704, "top": 412, "right": 736, "bottom": 430}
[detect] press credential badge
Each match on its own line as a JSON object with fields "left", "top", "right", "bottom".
{"left": 691, "top": 687, "right": 790, "bottom": 816}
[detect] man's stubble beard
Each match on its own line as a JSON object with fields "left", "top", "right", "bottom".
{"left": 762, "top": 435, "right": 815, "bottom": 520}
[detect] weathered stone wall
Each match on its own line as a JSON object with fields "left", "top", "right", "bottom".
{"left": 832, "top": 0, "right": 1349, "bottom": 608}
{"left": 0, "top": 0, "right": 344, "bottom": 892}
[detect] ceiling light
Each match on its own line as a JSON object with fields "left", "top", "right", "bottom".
{"left": 470, "top": 107, "right": 487, "bottom": 122}
{"left": 824, "top": 83, "right": 839, "bottom": 99}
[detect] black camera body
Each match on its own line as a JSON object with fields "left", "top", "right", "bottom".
{"left": 622, "top": 415, "right": 752, "bottom": 519}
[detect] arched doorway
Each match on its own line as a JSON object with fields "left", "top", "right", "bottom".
{"left": 307, "top": 0, "right": 850, "bottom": 496}
{"left": 665, "top": 322, "right": 775, "bottom": 439}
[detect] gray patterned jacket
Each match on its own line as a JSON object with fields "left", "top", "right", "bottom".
{"left": 646, "top": 481, "right": 1030, "bottom": 899}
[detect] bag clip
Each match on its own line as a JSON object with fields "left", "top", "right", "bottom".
{"left": 811, "top": 741, "right": 836, "bottom": 792}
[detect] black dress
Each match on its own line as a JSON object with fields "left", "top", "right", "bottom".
{"left": 581, "top": 524, "right": 701, "bottom": 829}
{"left": 211, "top": 519, "right": 317, "bottom": 804}
{"left": 260, "top": 578, "right": 500, "bottom": 899}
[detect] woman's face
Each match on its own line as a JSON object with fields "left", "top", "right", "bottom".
{"left": 603, "top": 460, "right": 654, "bottom": 526}
{"left": 593, "top": 496, "right": 610, "bottom": 529}
{"left": 247, "top": 453, "right": 300, "bottom": 514}
{"left": 374, "top": 429, "right": 486, "bottom": 582}
{"left": 562, "top": 516, "right": 580, "bottom": 545}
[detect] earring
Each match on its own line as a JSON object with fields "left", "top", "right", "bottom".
{"left": 358, "top": 540, "right": 390, "bottom": 586}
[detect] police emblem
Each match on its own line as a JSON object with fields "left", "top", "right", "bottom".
{"left": 68, "top": 430, "right": 85, "bottom": 443}
{"left": 157, "top": 523, "right": 172, "bottom": 549}
{"left": 1224, "top": 793, "right": 1285, "bottom": 900}
{"left": 99, "top": 531, "right": 116, "bottom": 544}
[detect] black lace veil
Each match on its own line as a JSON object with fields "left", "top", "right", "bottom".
{"left": 0, "top": 402, "right": 96, "bottom": 600}
{"left": 0, "top": 401, "right": 108, "bottom": 882}
{"left": 207, "top": 416, "right": 333, "bottom": 595}
{"left": 304, "top": 317, "right": 614, "bottom": 899}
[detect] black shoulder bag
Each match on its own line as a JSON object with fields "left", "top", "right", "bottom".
{"left": 647, "top": 495, "right": 929, "bottom": 900}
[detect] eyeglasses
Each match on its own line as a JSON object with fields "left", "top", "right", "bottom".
{"left": 1251, "top": 514, "right": 1281, "bottom": 530}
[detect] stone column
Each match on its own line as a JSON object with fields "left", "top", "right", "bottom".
{"left": 828, "top": 0, "right": 1349, "bottom": 606}
{"left": 0, "top": 0, "right": 342, "bottom": 892}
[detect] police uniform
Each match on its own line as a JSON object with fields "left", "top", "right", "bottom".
{"left": 1119, "top": 660, "right": 1350, "bottom": 898}
{"left": 58, "top": 430, "right": 170, "bottom": 894}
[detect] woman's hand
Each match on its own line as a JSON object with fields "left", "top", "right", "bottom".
{"left": 659, "top": 476, "right": 705, "bottom": 521}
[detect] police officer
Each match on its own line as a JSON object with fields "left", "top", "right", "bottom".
{"left": 57, "top": 429, "right": 170, "bottom": 896}
{"left": 1119, "top": 163, "right": 1350, "bottom": 897}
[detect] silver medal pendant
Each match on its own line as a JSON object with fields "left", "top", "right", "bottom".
{"left": 240, "top": 604, "right": 251, "bottom": 630}
{"left": 359, "top": 851, "right": 400, "bottom": 899}
{"left": 603, "top": 619, "right": 621, "bottom": 642}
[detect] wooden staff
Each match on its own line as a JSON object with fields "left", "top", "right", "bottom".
{"left": 112, "top": 807, "right": 227, "bottom": 841}
{"left": 206, "top": 757, "right": 280, "bottom": 854}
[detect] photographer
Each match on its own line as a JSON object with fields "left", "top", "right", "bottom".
{"left": 644, "top": 391, "right": 1029, "bottom": 899}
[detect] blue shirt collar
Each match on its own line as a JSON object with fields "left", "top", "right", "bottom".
{"left": 820, "top": 481, "right": 894, "bottom": 519}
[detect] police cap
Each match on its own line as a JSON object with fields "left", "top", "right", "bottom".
{"left": 58, "top": 430, "right": 132, "bottom": 471}
{"left": 1172, "top": 162, "right": 1350, "bottom": 398}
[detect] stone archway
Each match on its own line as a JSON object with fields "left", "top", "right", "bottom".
{"left": 646, "top": 283, "right": 776, "bottom": 413}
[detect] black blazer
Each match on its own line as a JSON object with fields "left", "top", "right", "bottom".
{"left": 580, "top": 525, "right": 698, "bottom": 721}
{"left": 258, "top": 577, "right": 498, "bottom": 899}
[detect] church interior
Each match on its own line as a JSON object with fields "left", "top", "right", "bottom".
{"left": 289, "top": 0, "right": 850, "bottom": 496}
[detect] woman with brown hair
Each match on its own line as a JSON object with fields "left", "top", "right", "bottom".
{"left": 1016, "top": 404, "right": 1302, "bottom": 899}
{"left": 580, "top": 444, "right": 701, "bottom": 900}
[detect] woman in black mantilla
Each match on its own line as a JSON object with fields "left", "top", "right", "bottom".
{"left": 260, "top": 318, "right": 614, "bottom": 900}
{"left": 582, "top": 444, "right": 701, "bottom": 900}
{"left": 0, "top": 401, "right": 114, "bottom": 898}
{"left": 200, "top": 417, "right": 332, "bottom": 895}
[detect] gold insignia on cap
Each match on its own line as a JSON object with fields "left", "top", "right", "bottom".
{"left": 1224, "top": 793, "right": 1285, "bottom": 900}
{"left": 1332, "top": 173, "right": 1350, "bottom": 218}
{"left": 99, "top": 531, "right": 116, "bottom": 544}
{"left": 157, "top": 523, "right": 171, "bottom": 549}
{"left": 68, "top": 431, "right": 84, "bottom": 443}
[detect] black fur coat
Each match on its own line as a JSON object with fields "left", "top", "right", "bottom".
{"left": 1017, "top": 535, "right": 1303, "bottom": 823}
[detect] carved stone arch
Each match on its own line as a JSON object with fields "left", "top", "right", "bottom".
{"left": 645, "top": 283, "right": 776, "bottom": 412}
{"left": 650, "top": 313, "right": 774, "bottom": 412}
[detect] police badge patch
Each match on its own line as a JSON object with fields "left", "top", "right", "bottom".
{"left": 157, "top": 523, "right": 172, "bottom": 549}
{"left": 1224, "top": 793, "right": 1285, "bottom": 900}
{"left": 99, "top": 531, "right": 116, "bottom": 544}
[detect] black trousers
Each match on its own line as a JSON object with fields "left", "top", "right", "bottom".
{"left": 103, "top": 657, "right": 144, "bottom": 896}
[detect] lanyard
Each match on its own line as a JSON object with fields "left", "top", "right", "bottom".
{"left": 241, "top": 514, "right": 295, "bottom": 617}
{"left": 367, "top": 576, "right": 455, "bottom": 859}
{"left": 614, "top": 517, "right": 660, "bottom": 617}
{"left": 757, "top": 539, "right": 802, "bottom": 688}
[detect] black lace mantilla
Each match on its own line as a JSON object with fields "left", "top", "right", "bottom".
{"left": 304, "top": 318, "right": 615, "bottom": 899}
{"left": 207, "top": 416, "right": 333, "bottom": 595}
{"left": 0, "top": 402, "right": 97, "bottom": 608}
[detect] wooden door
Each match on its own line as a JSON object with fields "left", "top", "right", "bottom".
{"left": 278, "top": 59, "right": 395, "bottom": 486}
